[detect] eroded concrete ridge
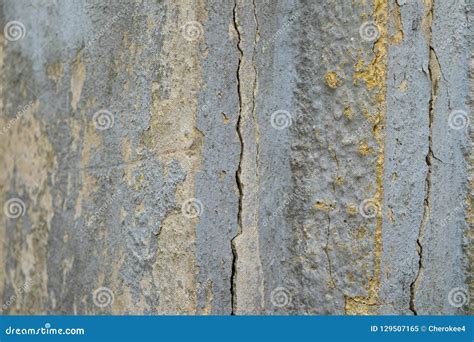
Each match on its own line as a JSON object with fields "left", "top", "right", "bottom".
{"left": 0, "top": 0, "right": 471, "bottom": 315}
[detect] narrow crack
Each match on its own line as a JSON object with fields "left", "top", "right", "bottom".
{"left": 409, "top": 2, "right": 438, "bottom": 315}
{"left": 251, "top": 0, "right": 260, "bottom": 180}
{"left": 231, "top": 0, "right": 244, "bottom": 316}
{"left": 324, "top": 141, "right": 344, "bottom": 300}
{"left": 323, "top": 212, "right": 337, "bottom": 290}
{"left": 250, "top": 0, "right": 264, "bottom": 308}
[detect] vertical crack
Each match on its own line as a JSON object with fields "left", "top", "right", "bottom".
{"left": 325, "top": 143, "right": 344, "bottom": 299}
{"left": 230, "top": 0, "right": 259, "bottom": 315}
{"left": 409, "top": 1, "right": 439, "bottom": 315}
{"left": 231, "top": 0, "right": 244, "bottom": 316}
{"left": 251, "top": 0, "right": 260, "bottom": 182}
{"left": 250, "top": 0, "right": 264, "bottom": 309}
{"left": 323, "top": 212, "right": 337, "bottom": 289}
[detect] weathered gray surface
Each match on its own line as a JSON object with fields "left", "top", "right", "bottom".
{"left": 0, "top": 0, "right": 471, "bottom": 315}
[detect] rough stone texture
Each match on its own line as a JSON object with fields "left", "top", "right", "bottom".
{"left": 0, "top": 0, "right": 471, "bottom": 315}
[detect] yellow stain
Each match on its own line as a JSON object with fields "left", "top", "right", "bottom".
{"left": 358, "top": 140, "right": 374, "bottom": 156}
{"left": 356, "top": 226, "right": 367, "bottom": 240}
{"left": 343, "top": 106, "right": 353, "bottom": 120}
{"left": 399, "top": 79, "right": 408, "bottom": 92}
{"left": 314, "top": 201, "right": 333, "bottom": 212}
{"left": 325, "top": 71, "right": 342, "bottom": 89}
{"left": 346, "top": 204, "right": 358, "bottom": 216}
{"left": 346, "top": 0, "right": 388, "bottom": 315}
{"left": 390, "top": 1, "right": 404, "bottom": 45}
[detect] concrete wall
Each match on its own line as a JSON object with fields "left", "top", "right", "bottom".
{"left": 0, "top": 0, "right": 471, "bottom": 315}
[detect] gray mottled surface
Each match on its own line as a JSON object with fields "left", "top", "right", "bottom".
{"left": 0, "top": 0, "right": 471, "bottom": 315}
